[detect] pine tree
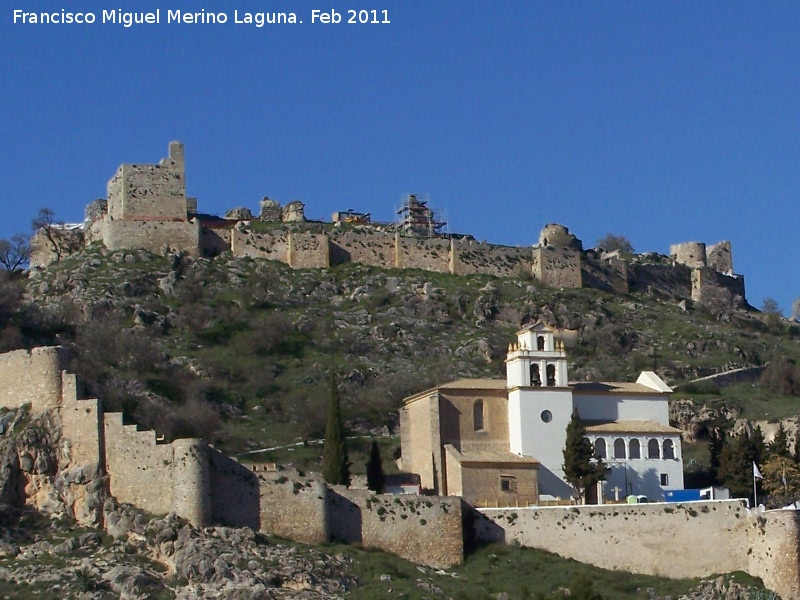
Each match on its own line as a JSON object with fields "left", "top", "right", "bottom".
{"left": 322, "top": 375, "right": 350, "bottom": 486}
{"left": 366, "top": 439, "right": 386, "bottom": 493}
{"left": 717, "top": 434, "right": 751, "bottom": 498}
{"left": 562, "top": 408, "right": 608, "bottom": 503}
{"left": 794, "top": 430, "right": 800, "bottom": 464}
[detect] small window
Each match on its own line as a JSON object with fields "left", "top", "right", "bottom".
{"left": 537, "top": 336, "right": 545, "bottom": 351}
{"left": 546, "top": 364, "right": 556, "bottom": 387}
{"left": 540, "top": 410, "right": 552, "bottom": 423}
{"left": 648, "top": 439, "right": 660, "bottom": 459}
{"left": 530, "top": 364, "right": 541, "bottom": 387}
{"left": 663, "top": 439, "right": 675, "bottom": 460}
{"left": 629, "top": 439, "right": 641, "bottom": 459}
{"left": 660, "top": 473, "right": 669, "bottom": 486}
{"left": 473, "top": 400, "right": 485, "bottom": 431}
{"left": 614, "top": 438, "right": 626, "bottom": 459}
{"left": 594, "top": 438, "right": 607, "bottom": 459}
{"left": 500, "top": 476, "right": 517, "bottom": 493}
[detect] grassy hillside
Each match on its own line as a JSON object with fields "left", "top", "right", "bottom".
{"left": 9, "top": 245, "right": 800, "bottom": 464}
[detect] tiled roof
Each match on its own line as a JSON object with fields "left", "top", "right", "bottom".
{"left": 583, "top": 420, "right": 681, "bottom": 434}
{"left": 572, "top": 382, "right": 666, "bottom": 394}
{"left": 444, "top": 445, "right": 539, "bottom": 465}
{"left": 439, "top": 379, "right": 507, "bottom": 390}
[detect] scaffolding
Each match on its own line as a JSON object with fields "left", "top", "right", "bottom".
{"left": 395, "top": 194, "right": 448, "bottom": 238}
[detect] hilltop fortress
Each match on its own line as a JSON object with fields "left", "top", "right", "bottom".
{"left": 31, "top": 142, "right": 746, "bottom": 307}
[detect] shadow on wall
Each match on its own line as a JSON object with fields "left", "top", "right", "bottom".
{"left": 209, "top": 451, "right": 261, "bottom": 529}
{"left": 327, "top": 490, "right": 363, "bottom": 543}
{"left": 463, "top": 504, "right": 505, "bottom": 554}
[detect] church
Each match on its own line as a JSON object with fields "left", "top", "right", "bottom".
{"left": 399, "top": 322, "right": 684, "bottom": 505}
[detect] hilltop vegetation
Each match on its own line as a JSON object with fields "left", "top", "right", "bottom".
{"left": 0, "top": 244, "right": 796, "bottom": 468}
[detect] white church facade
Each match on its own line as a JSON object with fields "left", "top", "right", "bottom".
{"left": 400, "top": 322, "right": 684, "bottom": 505}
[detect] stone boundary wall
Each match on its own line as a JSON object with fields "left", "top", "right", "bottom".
{"left": 748, "top": 509, "right": 800, "bottom": 599}
{"left": 454, "top": 241, "right": 531, "bottom": 278}
{"left": 231, "top": 229, "right": 290, "bottom": 262}
{"left": 100, "top": 220, "right": 200, "bottom": 257}
{"left": 288, "top": 233, "right": 329, "bottom": 268}
{"left": 255, "top": 467, "right": 329, "bottom": 545}
{"left": 0, "top": 347, "right": 65, "bottom": 412}
{"left": 329, "top": 488, "right": 464, "bottom": 569}
{"left": 396, "top": 237, "right": 451, "bottom": 273}
{"left": 692, "top": 268, "right": 746, "bottom": 305}
{"left": 474, "top": 501, "right": 751, "bottom": 578}
{"left": 328, "top": 230, "right": 396, "bottom": 268}
{"left": 474, "top": 501, "right": 800, "bottom": 599}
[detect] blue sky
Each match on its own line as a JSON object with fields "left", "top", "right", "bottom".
{"left": 3, "top": 2, "right": 799, "bottom": 312}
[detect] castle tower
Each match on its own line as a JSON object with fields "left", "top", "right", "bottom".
{"left": 506, "top": 322, "right": 574, "bottom": 499}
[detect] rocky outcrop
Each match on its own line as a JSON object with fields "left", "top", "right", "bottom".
{"left": 669, "top": 399, "right": 741, "bottom": 443}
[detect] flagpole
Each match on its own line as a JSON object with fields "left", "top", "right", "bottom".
{"left": 753, "top": 468, "right": 757, "bottom": 508}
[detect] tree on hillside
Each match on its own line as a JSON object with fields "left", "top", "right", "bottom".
{"left": 761, "top": 456, "right": 800, "bottom": 508}
{"left": 366, "top": 439, "right": 385, "bottom": 493}
{"left": 322, "top": 374, "right": 350, "bottom": 486}
{"left": 0, "top": 234, "right": 30, "bottom": 272}
{"left": 769, "top": 423, "right": 790, "bottom": 459}
{"left": 761, "top": 297, "right": 783, "bottom": 331}
{"left": 563, "top": 408, "right": 608, "bottom": 503}
{"left": 596, "top": 234, "right": 634, "bottom": 254}
{"left": 708, "top": 427, "right": 725, "bottom": 484}
{"left": 717, "top": 433, "right": 752, "bottom": 499}
{"left": 31, "top": 207, "right": 67, "bottom": 262}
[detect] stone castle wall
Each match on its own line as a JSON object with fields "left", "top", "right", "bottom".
{"left": 59, "top": 373, "right": 102, "bottom": 467}
{"left": 230, "top": 229, "right": 290, "bottom": 262}
{"left": 97, "top": 220, "right": 201, "bottom": 257}
{"left": 328, "top": 488, "right": 463, "bottom": 569}
{"left": 748, "top": 510, "right": 800, "bottom": 600}
{"left": 453, "top": 241, "right": 530, "bottom": 277}
{"left": 287, "top": 233, "right": 329, "bottom": 268}
{"left": 329, "top": 230, "right": 397, "bottom": 268}
{"left": 670, "top": 242, "right": 707, "bottom": 268}
{"left": 256, "top": 466, "right": 329, "bottom": 545}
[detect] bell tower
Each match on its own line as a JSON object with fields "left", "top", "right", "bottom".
{"left": 505, "top": 323, "right": 569, "bottom": 389}
{"left": 506, "top": 322, "right": 575, "bottom": 499}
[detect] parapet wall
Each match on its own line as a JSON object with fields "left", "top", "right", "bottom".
{"left": 531, "top": 247, "right": 582, "bottom": 288}
{"left": 0, "top": 347, "right": 65, "bottom": 412}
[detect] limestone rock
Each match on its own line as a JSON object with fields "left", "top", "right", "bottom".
{"left": 259, "top": 197, "right": 282, "bottom": 221}
{"left": 225, "top": 207, "right": 254, "bottom": 220}
{"left": 282, "top": 200, "right": 306, "bottom": 223}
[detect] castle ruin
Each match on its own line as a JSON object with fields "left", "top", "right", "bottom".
{"left": 29, "top": 142, "right": 747, "bottom": 308}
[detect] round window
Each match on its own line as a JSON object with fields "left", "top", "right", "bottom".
{"left": 541, "top": 410, "right": 552, "bottom": 423}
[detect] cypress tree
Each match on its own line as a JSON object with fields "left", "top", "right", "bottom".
{"left": 366, "top": 439, "right": 386, "bottom": 493}
{"left": 770, "top": 423, "right": 789, "bottom": 459}
{"left": 708, "top": 427, "right": 725, "bottom": 484}
{"left": 562, "top": 408, "right": 608, "bottom": 503}
{"left": 322, "top": 375, "right": 349, "bottom": 486}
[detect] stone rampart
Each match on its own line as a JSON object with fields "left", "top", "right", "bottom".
{"left": 200, "top": 227, "right": 232, "bottom": 257}
{"left": 329, "top": 489, "right": 464, "bottom": 569}
{"left": 104, "top": 413, "right": 176, "bottom": 517}
{"left": 454, "top": 241, "right": 531, "bottom": 278}
{"left": 328, "top": 230, "right": 396, "bottom": 268}
{"left": 397, "top": 236, "right": 451, "bottom": 273}
{"left": 99, "top": 220, "right": 200, "bottom": 257}
{"left": 288, "top": 233, "right": 329, "bottom": 268}
{"left": 256, "top": 467, "right": 329, "bottom": 545}
{"left": 692, "top": 267, "right": 746, "bottom": 305}
{"left": 707, "top": 241, "right": 733, "bottom": 273}
{"left": 0, "top": 347, "right": 65, "bottom": 412}
{"left": 231, "top": 229, "right": 290, "bottom": 262}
